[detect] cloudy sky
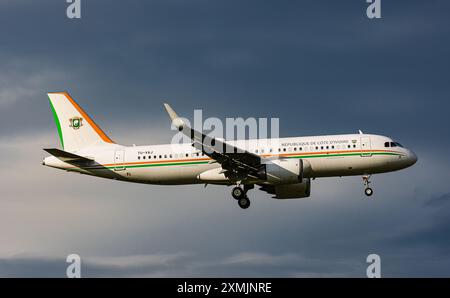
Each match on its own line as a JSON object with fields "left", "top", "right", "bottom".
{"left": 1, "top": 0, "right": 450, "bottom": 277}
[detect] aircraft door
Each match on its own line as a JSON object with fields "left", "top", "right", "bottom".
{"left": 114, "top": 150, "right": 126, "bottom": 171}
{"left": 360, "top": 136, "right": 372, "bottom": 157}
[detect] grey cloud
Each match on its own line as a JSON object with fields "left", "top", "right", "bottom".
{"left": 0, "top": 253, "right": 192, "bottom": 278}
{"left": 425, "top": 193, "right": 450, "bottom": 207}
{"left": 0, "top": 251, "right": 361, "bottom": 278}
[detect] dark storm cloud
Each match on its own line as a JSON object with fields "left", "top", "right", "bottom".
{"left": 1, "top": 0, "right": 449, "bottom": 143}
{"left": 383, "top": 191, "right": 450, "bottom": 267}
{"left": 1, "top": 0, "right": 450, "bottom": 277}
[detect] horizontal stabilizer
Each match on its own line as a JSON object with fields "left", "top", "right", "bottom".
{"left": 43, "top": 148, "right": 93, "bottom": 164}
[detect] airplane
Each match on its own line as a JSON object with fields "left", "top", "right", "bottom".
{"left": 43, "top": 92, "right": 418, "bottom": 209}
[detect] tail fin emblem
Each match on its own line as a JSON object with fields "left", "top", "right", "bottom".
{"left": 69, "top": 117, "right": 83, "bottom": 130}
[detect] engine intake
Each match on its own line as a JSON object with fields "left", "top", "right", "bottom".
{"left": 260, "top": 178, "right": 311, "bottom": 199}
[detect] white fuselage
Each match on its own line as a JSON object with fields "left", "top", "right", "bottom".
{"left": 44, "top": 133, "right": 417, "bottom": 185}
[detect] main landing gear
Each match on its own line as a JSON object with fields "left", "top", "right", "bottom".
{"left": 231, "top": 184, "right": 254, "bottom": 209}
{"left": 363, "top": 175, "right": 373, "bottom": 197}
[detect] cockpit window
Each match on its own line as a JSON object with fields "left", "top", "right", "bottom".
{"left": 384, "top": 142, "right": 390, "bottom": 148}
{"left": 390, "top": 142, "right": 404, "bottom": 148}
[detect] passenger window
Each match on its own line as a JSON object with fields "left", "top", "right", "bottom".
{"left": 159, "top": 155, "right": 162, "bottom": 159}
{"left": 326, "top": 146, "right": 329, "bottom": 150}
{"left": 148, "top": 156, "right": 151, "bottom": 159}
{"left": 321, "top": 146, "right": 323, "bottom": 150}
{"left": 138, "top": 156, "right": 141, "bottom": 160}
{"left": 347, "top": 145, "right": 351, "bottom": 149}
{"left": 186, "top": 153, "right": 189, "bottom": 157}
{"left": 353, "top": 144, "right": 356, "bottom": 148}
{"left": 283, "top": 148, "right": 286, "bottom": 152}
{"left": 143, "top": 156, "right": 146, "bottom": 160}
{"left": 315, "top": 146, "right": 319, "bottom": 150}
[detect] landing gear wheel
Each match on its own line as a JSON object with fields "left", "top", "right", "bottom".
{"left": 362, "top": 175, "right": 373, "bottom": 197}
{"left": 232, "top": 187, "right": 244, "bottom": 200}
{"left": 238, "top": 196, "right": 251, "bottom": 209}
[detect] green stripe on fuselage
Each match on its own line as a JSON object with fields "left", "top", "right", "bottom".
{"left": 82, "top": 152, "right": 401, "bottom": 170}
{"left": 121, "top": 161, "right": 210, "bottom": 169}
{"left": 285, "top": 152, "right": 401, "bottom": 159}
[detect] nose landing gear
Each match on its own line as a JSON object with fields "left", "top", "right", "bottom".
{"left": 231, "top": 184, "right": 254, "bottom": 209}
{"left": 363, "top": 175, "right": 373, "bottom": 197}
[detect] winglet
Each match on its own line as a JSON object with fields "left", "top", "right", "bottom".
{"left": 163, "top": 103, "right": 178, "bottom": 120}
{"left": 163, "top": 103, "right": 185, "bottom": 131}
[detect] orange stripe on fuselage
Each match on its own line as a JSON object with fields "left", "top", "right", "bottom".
{"left": 101, "top": 157, "right": 211, "bottom": 167}
{"left": 51, "top": 92, "right": 114, "bottom": 144}
{"left": 96, "top": 149, "right": 403, "bottom": 167}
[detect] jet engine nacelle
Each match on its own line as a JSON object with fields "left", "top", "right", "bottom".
{"left": 258, "top": 158, "right": 311, "bottom": 185}
{"left": 197, "top": 167, "right": 228, "bottom": 183}
{"left": 260, "top": 178, "right": 311, "bottom": 199}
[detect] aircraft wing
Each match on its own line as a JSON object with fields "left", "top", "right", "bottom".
{"left": 163, "top": 103, "right": 263, "bottom": 182}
